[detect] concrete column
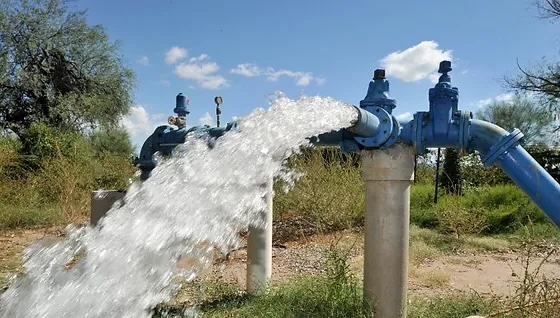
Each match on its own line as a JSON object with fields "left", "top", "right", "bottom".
{"left": 362, "top": 144, "right": 414, "bottom": 317}
{"left": 246, "top": 176, "right": 274, "bottom": 295}
{"left": 90, "top": 190, "right": 126, "bottom": 226}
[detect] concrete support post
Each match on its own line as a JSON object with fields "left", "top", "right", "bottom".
{"left": 90, "top": 190, "right": 126, "bottom": 226}
{"left": 246, "top": 176, "right": 274, "bottom": 295}
{"left": 362, "top": 144, "right": 414, "bottom": 317}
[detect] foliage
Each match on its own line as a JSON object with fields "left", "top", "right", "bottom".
{"left": 460, "top": 153, "right": 510, "bottom": 188}
{"left": 407, "top": 294, "right": 495, "bottom": 318}
{"left": 409, "top": 184, "right": 550, "bottom": 235}
{"left": 0, "top": 0, "right": 135, "bottom": 141}
{"left": 441, "top": 148, "right": 461, "bottom": 194}
{"left": 504, "top": 1, "right": 560, "bottom": 133}
{"left": 273, "top": 147, "right": 364, "bottom": 241}
{"left": 0, "top": 131, "right": 135, "bottom": 229}
{"left": 433, "top": 195, "right": 488, "bottom": 238}
{"left": 475, "top": 95, "right": 556, "bottom": 146}
{"left": 89, "top": 126, "right": 134, "bottom": 156}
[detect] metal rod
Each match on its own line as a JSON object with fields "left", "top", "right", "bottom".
{"left": 216, "top": 106, "right": 221, "bottom": 128}
{"left": 434, "top": 148, "right": 441, "bottom": 204}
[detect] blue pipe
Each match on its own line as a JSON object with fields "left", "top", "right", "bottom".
{"left": 311, "top": 70, "right": 401, "bottom": 152}
{"left": 468, "top": 119, "right": 560, "bottom": 227}
{"left": 136, "top": 123, "right": 235, "bottom": 180}
{"left": 311, "top": 106, "right": 381, "bottom": 144}
{"left": 349, "top": 107, "right": 381, "bottom": 137}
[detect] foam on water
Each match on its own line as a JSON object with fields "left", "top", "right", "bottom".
{"left": 0, "top": 94, "right": 358, "bottom": 317}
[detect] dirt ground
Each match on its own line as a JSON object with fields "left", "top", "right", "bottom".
{"left": 2, "top": 227, "right": 560, "bottom": 300}
{"left": 200, "top": 232, "right": 560, "bottom": 298}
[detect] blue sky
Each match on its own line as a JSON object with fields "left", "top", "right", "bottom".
{"left": 73, "top": 0, "right": 559, "bottom": 149}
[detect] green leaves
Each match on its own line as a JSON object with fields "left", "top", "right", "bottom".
{"left": 475, "top": 95, "right": 555, "bottom": 146}
{"left": 0, "top": 0, "right": 135, "bottom": 138}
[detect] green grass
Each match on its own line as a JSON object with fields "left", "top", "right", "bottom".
{"left": 0, "top": 198, "right": 61, "bottom": 229}
{"left": 407, "top": 294, "right": 496, "bottom": 318}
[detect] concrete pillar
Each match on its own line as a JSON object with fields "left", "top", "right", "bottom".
{"left": 362, "top": 144, "right": 414, "bottom": 317}
{"left": 90, "top": 190, "right": 126, "bottom": 226}
{"left": 246, "top": 176, "right": 274, "bottom": 295}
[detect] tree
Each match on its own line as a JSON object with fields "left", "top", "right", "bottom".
{"left": 0, "top": 0, "right": 135, "bottom": 140}
{"left": 89, "top": 126, "right": 134, "bottom": 156}
{"left": 441, "top": 148, "right": 461, "bottom": 195}
{"left": 475, "top": 95, "right": 555, "bottom": 146}
{"left": 504, "top": 0, "right": 560, "bottom": 132}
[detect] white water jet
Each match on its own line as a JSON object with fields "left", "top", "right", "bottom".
{"left": 0, "top": 94, "right": 358, "bottom": 317}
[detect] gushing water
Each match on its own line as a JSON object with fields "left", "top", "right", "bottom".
{"left": 0, "top": 94, "right": 358, "bottom": 317}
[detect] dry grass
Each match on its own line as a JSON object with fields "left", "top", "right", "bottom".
{"left": 409, "top": 268, "right": 451, "bottom": 289}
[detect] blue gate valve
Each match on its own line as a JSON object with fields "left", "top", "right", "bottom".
{"left": 399, "top": 61, "right": 472, "bottom": 155}
{"left": 135, "top": 93, "right": 237, "bottom": 180}
{"left": 312, "top": 69, "right": 401, "bottom": 152}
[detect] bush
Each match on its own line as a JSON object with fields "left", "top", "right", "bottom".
{"left": 273, "top": 148, "right": 364, "bottom": 238}
{"left": 0, "top": 125, "right": 135, "bottom": 230}
{"left": 410, "top": 184, "right": 438, "bottom": 228}
{"left": 409, "top": 184, "right": 552, "bottom": 236}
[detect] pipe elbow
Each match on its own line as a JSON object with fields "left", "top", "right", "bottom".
{"left": 468, "top": 119, "right": 524, "bottom": 166}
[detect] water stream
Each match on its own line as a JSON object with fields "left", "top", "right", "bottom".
{"left": 0, "top": 93, "right": 357, "bottom": 317}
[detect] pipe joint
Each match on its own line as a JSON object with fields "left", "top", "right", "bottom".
{"left": 351, "top": 69, "right": 400, "bottom": 150}
{"left": 351, "top": 106, "right": 399, "bottom": 149}
{"left": 481, "top": 128, "right": 524, "bottom": 166}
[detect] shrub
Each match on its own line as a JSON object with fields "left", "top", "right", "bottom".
{"left": 0, "top": 125, "right": 135, "bottom": 229}
{"left": 273, "top": 148, "right": 364, "bottom": 238}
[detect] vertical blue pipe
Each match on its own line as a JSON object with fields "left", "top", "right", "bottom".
{"left": 495, "top": 145, "right": 560, "bottom": 227}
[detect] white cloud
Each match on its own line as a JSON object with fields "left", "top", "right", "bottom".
{"left": 230, "top": 63, "right": 262, "bottom": 77}
{"left": 174, "top": 54, "right": 229, "bottom": 90}
{"left": 475, "top": 93, "right": 515, "bottom": 108}
{"left": 315, "top": 77, "right": 326, "bottom": 86}
{"left": 137, "top": 56, "right": 149, "bottom": 66}
{"left": 165, "top": 46, "right": 188, "bottom": 64}
{"left": 198, "top": 112, "right": 214, "bottom": 126}
{"left": 395, "top": 112, "right": 413, "bottom": 122}
{"left": 380, "top": 41, "right": 453, "bottom": 82}
{"left": 230, "top": 63, "right": 323, "bottom": 87}
{"left": 120, "top": 105, "right": 166, "bottom": 148}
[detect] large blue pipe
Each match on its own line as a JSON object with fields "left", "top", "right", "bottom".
{"left": 310, "top": 106, "right": 382, "bottom": 147}
{"left": 468, "top": 119, "right": 560, "bottom": 227}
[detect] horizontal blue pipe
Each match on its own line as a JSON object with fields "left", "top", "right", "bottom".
{"left": 495, "top": 145, "right": 560, "bottom": 227}
{"left": 310, "top": 106, "right": 381, "bottom": 147}
{"left": 348, "top": 107, "right": 380, "bottom": 137}
{"left": 469, "top": 120, "right": 560, "bottom": 228}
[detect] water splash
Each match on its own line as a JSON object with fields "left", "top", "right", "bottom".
{"left": 0, "top": 94, "right": 357, "bottom": 317}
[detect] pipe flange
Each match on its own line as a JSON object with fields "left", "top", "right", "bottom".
{"left": 379, "top": 115, "right": 401, "bottom": 149}
{"left": 481, "top": 128, "right": 524, "bottom": 166}
{"left": 353, "top": 106, "right": 393, "bottom": 148}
